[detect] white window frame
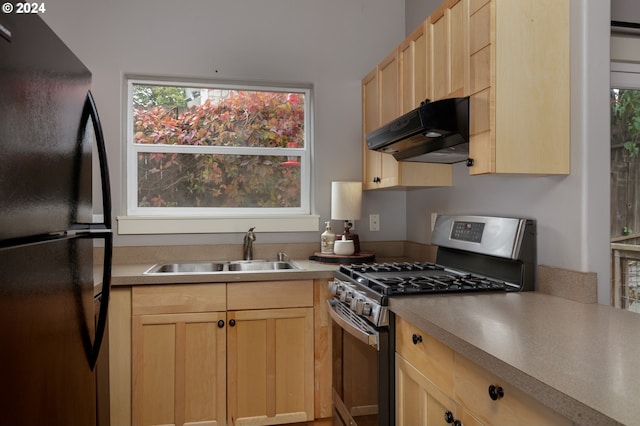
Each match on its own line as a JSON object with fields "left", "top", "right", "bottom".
{"left": 117, "top": 76, "right": 318, "bottom": 235}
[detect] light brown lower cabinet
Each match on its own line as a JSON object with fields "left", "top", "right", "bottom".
{"left": 395, "top": 316, "right": 572, "bottom": 426}
{"left": 110, "top": 280, "right": 318, "bottom": 426}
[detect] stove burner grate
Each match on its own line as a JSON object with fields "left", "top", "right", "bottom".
{"left": 373, "top": 273, "right": 507, "bottom": 295}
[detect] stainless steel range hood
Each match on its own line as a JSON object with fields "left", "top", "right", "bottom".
{"left": 366, "top": 97, "right": 470, "bottom": 164}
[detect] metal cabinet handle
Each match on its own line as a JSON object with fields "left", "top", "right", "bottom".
{"left": 412, "top": 333, "right": 423, "bottom": 345}
{"left": 229, "top": 319, "right": 236, "bottom": 327}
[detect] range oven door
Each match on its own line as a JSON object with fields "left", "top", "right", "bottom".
{"left": 328, "top": 300, "right": 392, "bottom": 426}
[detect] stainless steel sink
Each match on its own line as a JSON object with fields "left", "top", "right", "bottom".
{"left": 143, "top": 260, "right": 300, "bottom": 275}
{"left": 144, "top": 261, "right": 226, "bottom": 274}
{"left": 227, "top": 260, "right": 298, "bottom": 272}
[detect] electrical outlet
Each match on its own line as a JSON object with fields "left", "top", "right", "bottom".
{"left": 369, "top": 214, "right": 380, "bottom": 232}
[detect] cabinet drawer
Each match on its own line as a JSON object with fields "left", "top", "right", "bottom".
{"left": 454, "top": 354, "right": 572, "bottom": 426}
{"left": 132, "top": 284, "right": 226, "bottom": 315}
{"left": 395, "top": 316, "right": 454, "bottom": 395}
{"left": 227, "top": 280, "right": 313, "bottom": 310}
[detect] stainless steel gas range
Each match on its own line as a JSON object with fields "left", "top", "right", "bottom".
{"left": 328, "top": 214, "right": 536, "bottom": 426}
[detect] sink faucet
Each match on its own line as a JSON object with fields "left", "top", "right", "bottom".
{"left": 243, "top": 227, "right": 256, "bottom": 260}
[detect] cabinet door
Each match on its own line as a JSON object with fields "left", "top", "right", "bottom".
{"left": 132, "top": 312, "right": 227, "bottom": 426}
{"left": 362, "top": 67, "right": 382, "bottom": 190}
{"left": 400, "top": 22, "right": 430, "bottom": 114}
{"left": 227, "top": 307, "right": 314, "bottom": 426}
{"left": 430, "top": 0, "right": 468, "bottom": 100}
{"left": 396, "top": 353, "right": 463, "bottom": 426}
{"left": 378, "top": 49, "right": 401, "bottom": 187}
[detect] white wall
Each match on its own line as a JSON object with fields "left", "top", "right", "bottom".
{"left": 42, "top": 0, "right": 407, "bottom": 246}
{"left": 404, "top": 0, "right": 612, "bottom": 304}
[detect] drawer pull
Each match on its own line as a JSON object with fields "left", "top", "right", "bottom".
{"left": 229, "top": 319, "right": 236, "bottom": 327}
{"left": 217, "top": 320, "right": 224, "bottom": 328}
{"left": 488, "top": 384, "right": 505, "bottom": 400}
{"left": 412, "top": 333, "right": 423, "bottom": 345}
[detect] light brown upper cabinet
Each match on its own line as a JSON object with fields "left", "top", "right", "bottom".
{"left": 362, "top": 0, "right": 570, "bottom": 179}
{"left": 362, "top": 44, "right": 452, "bottom": 190}
{"left": 467, "top": 0, "right": 570, "bottom": 175}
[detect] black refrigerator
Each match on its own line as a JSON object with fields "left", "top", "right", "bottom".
{"left": 0, "top": 13, "right": 113, "bottom": 426}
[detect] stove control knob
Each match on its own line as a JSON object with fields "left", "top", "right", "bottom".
{"left": 350, "top": 297, "right": 360, "bottom": 312}
{"left": 344, "top": 291, "right": 355, "bottom": 303}
{"left": 362, "top": 302, "right": 372, "bottom": 316}
{"left": 328, "top": 280, "right": 344, "bottom": 296}
{"left": 340, "top": 290, "right": 352, "bottom": 303}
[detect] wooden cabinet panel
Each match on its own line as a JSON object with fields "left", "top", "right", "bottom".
{"left": 429, "top": 0, "right": 468, "bottom": 100}
{"left": 400, "top": 22, "right": 429, "bottom": 114}
{"left": 227, "top": 280, "right": 313, "bottom": 310}
{"left": 454, "top": 354, "right": 572, "bottom": 426}
{"left": 362, "top": 68, "right": 382, "bottom": 190}
{"left": 430, "top": 13, "right": 448, "bottom": 101}
{"left": 396, "top": 316, "right": 454, "bottom": 395}
{"left": 468, "top": 0, "right": 570, "bottom": 175}
{"left": 132, "top": 284, "right": 226, "bottom": 315}
{"left": 227, "top": 307, "right": 314, "bottom": 425}
{"left": 396, "top": 354, "right": 462, "bottom": 426}
{"left": 469, "top": 1, "right": 491, "bottom": 54}
{"left": 379, "top": 49, "right": 400, "bottom": 125}
{"left": 132, "top": 312, "right": 227, "bottom": 426}
{"left": 448, "top": 0, "right": 467, "bottom": 97}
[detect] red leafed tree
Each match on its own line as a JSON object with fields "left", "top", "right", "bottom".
{"left": 133, "top": 90, "right": 304, "bottom": 208}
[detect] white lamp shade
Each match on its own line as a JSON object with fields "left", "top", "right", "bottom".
{"left": 331, "top": 181, "right": 362, "bottom": 220}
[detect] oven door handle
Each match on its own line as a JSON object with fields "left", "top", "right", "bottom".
{"left": 327, "top": 299, "right": 379, "bottom": 350}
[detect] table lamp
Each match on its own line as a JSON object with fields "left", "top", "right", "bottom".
{"left": 331, "top": 181, "right": 362, "bottom": 253}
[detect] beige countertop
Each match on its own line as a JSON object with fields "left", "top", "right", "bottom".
{"left": 390, "top": 292, "right": 640, "bottom": 426}
{"left": 108, "top": 259, "right": 338, "bottom": 286}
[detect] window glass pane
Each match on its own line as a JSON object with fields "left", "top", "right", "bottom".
{"left": 137, "top": 153, "right": 301, "bottom": 208}
{"left": 127, "top": 79, "right": 310, "bottom": 215}
{"left": 133, "top": 85, "right": 305, "bottom": 148}
{"left": 611, "top": 88, "right": 640, "bottom": 238}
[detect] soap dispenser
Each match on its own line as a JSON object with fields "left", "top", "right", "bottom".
{"left": 321, "top": 221, "right": 335, "bottom": 254}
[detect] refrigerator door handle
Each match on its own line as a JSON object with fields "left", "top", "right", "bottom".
{"left": 82, "top": 91, "right": 112, "bottom": 231}
{"left": 80, "top": 91, "right": 113, "bottom": 369}
{"left": 90, "top": 232, "right": 112, "bottom": 370}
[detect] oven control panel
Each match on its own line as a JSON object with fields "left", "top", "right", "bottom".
{"left": 451, "top": 221, "right": 485, "bottom": 243}
{"left": 432, "top": 214, "right": 534, "bottom": 260}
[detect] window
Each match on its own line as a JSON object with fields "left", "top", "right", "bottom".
{"left": 120, "top": 78, "right": 316, "bottom": 234}
{"left": 611, "top": 63, "right": 640, "bottom": 311}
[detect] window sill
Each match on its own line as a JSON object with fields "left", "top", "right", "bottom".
{"left": 116, "top": 215, "right": 320, "bottom": 235}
